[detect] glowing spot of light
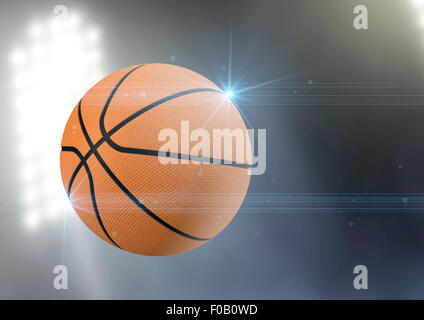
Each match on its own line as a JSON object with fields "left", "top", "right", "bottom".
{"left": 25, "top": 212, "right": 40, "bottom": 230}
{"left": 225, "top": 90, "right": 233, "bottom": 97}
{"left": 412, "top": 0, "right": 424, "bottom": 8}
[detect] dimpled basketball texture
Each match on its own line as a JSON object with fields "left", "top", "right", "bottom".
{"left": 60, "top": 64, "right": 251, "bottom": 256}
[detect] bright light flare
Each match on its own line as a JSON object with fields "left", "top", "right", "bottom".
{"left": 225, "top": 90, "right": 233, "bottom": 97}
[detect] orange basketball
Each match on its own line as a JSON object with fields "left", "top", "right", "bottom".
{"left": 60, "top": 64, "right": 251, "bottom": 256}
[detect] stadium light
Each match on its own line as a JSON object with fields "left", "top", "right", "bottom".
{"left": 10, "top": 13, "right": 105, "bottom": 229}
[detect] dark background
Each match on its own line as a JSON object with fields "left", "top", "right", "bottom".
{"left": 1, "top": 0, "right": 424, "bottom": 299}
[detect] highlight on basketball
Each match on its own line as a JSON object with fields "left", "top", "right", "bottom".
{"left": 2, "top": 0, "right": 424, "bottom": 311}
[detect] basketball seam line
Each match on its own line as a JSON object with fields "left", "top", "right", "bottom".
{"left": 98, "top": 81, "right": 250, "bottom": 169}
{"left": 61, "top": 145, "right": 121, "bottom": 249}
{"left": 77, "top": 97, "right": 210, "bottom": 242}
{"left": 64, "top": 64, "right": 146, "bottom": 248}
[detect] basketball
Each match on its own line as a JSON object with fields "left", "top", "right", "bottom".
{"left": 60, "top": 63, "right": 251, "bottom": 256}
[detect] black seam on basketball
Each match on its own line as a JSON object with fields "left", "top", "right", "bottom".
{"left": 61, "top": 145, "right": 121, "bottom": 249}
{"left": 65, "top": 88, "right": 250, "bottom": 197}
{"left": 76, "top": 99, "right": 209, "bottom": 242}
{"left": 99, "top": 88, "right": 250, "bottom": 168}
{"left": 64, "top": 65, "right": 144, "bottom": 204}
